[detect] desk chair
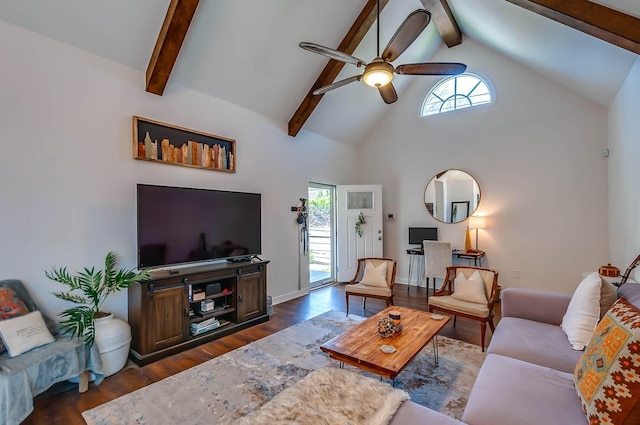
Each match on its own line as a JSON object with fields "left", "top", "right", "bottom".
{"left": 423, "top": 241, "right": 451, "bottom": 299}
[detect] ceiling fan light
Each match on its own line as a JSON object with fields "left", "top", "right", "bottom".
{"left": 363, "top": 59, "right": 393, "bottom": 87}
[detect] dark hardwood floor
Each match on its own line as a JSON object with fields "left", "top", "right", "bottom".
{"left": 25, "top": 283, "right": 500, "bottom": 425}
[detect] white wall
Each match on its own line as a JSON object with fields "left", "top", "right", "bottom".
{"left": 0, "top": 21, "right": 357, "bottom": 320}
{"left": 357, "top": 38, "right": 610, "bottom": 294}
{"left": 608, "top": 57, "right": 640, "bottom": 280}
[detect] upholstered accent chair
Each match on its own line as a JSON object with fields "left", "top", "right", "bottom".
{"left": 345, "top": 258, "right": 397, "bottom": 316}
{"left": 423, "top": 241, "right": 452, "bottom": 299}
{"left": 428, "top": 266, "right": 499, "bottom": 351}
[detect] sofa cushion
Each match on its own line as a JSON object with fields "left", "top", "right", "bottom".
{"left": 462, "top": 353, "right": 587, "bottom": 425}
{"left": 574, "top": 297, "right": 640, "bottom": 425}
{"left": 0, "top": 286, "right": 31, "bottom": 354}
{"left": 429, "top": 296, "right": 489, "bottom": 317}
{"left": 561, "top": 272, "right": 605, "bottom": 350}
{"left": 487, "top": 317, "right": 583, "bottom": 373}
{"left": 345, "top": 283, "right": 392, "bottom": 297}
{"left": 617, "top": 282, "right": 640, "bottom": 308}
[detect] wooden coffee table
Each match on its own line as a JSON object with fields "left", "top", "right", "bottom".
{"left": 320, "top": 306, "right": 450, "bottom": 382}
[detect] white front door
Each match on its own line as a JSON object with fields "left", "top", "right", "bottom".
{"left": 336, "top": 185, "right": 383, "bottom": 282}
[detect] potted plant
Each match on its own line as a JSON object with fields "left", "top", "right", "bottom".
{"left": 46, "top": 251, "right": 150, "bottom": 376}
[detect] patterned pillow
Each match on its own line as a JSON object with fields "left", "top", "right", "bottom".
{"left": 0, "top": 286, "right": 30, "bottom": 353}
{"left": 574, "top": 297, "right": 640, "bottom": 425}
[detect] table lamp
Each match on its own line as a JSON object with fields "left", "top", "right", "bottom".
{"left": 468, "top": 216, "right": 486, "bottom": 252}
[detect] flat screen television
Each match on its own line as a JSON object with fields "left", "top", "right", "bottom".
{"left": 408, "top": 227, "right": 438, "bottom": 245}
{"left": 137, "top": 184, "right": 261, "bottom": 269}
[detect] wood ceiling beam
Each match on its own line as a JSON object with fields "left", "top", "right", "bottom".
{"left": 504, "top": 0, "right": 640, "bottom": 55}
{"left": 146, "top": 0, "right": 200, "bottom": 96}
{"left": 420, "top": 0, "right": 462, "bottom": 47}
{"left": 288, "top": 0, "right": 389, "bottom": 137}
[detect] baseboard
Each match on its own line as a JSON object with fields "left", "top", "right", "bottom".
{"left": 271, "top": 288, "right": 310, "bottom": 305}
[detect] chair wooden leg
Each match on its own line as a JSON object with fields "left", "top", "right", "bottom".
{"left": 453, "top": 315, "right": 457, "bottom": 327}
{"left": 345, "top": 293, "right": 350, "bottom": 316}
{"left": 481, "top": 322, "right": 487, "bottom": 352}
{"left": 363, "top": 297, "right": 366, "bottom": 309}
{"left": 489, "top": 318, "right": 496, "bottom": 333}
{"left": 389, "top": 296, "right": 394, "bottom": 306}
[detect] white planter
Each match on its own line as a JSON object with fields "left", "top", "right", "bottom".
{"left": 95, "top": 313, "right": 131, "bottom": 377}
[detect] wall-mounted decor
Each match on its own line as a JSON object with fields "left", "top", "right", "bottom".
{"left": 133, "top": 116, "right": 236, "bottom": 173}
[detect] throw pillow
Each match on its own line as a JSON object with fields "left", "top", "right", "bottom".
{"left": 561, "top": 272, "right": 603, "bottom": 350}
{"left": 360, "top": 261, "right": 388, "bottom": 287}
{"left": 0, "top": 286, "right": 30, "bottom": 354}
{"left": 0, "top": 310, "right": 55, "bottom": 357}
{"left": 451, "top": 270, "right": 487, "bottom": 304}
{"left": 574, "top": 297, "right": 640, "bottom": 425}
{"left": 598, "top": 276, "right": 618, "bottom": 319}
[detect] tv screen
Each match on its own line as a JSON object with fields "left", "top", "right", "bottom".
{"left": 137, "top": 184, "right": 261, "bottom": 269}
{"left": 408, "top": 227, "right": 438, "bottom": 245}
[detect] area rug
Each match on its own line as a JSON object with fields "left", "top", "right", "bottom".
{"left": 235, "top": 367, "right": 408, "bottom": 425}
{"left": 82, "top": 310, "right": 486, "bottom": 425}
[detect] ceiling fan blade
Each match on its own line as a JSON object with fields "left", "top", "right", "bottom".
{"left": 313, "top": 75, "right": 362, "bottom": 95}
{"left": 299, "top": 42, "right": 366, "bottom": 67}
{"left": 378, "top": 83, "right": 398, "bottom": 104}
{"left": 395, "top": 62, "right": 467, "bottom": 75}
{"left": 382, "top": 10, "right": 431, "bottom": 63}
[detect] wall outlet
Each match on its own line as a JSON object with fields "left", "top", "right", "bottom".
{"left": 513, "top": 269, "right": 521, "bottom": 279}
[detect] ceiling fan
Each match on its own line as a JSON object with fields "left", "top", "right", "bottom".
{"left": 299, "top": 0, "right": 467, "bottom": 104}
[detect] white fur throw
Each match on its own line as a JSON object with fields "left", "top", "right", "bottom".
{"left": 235, "top": 367, "right": 409, "bottom": 425}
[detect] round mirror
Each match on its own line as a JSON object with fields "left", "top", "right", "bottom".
{"left": 424, "top": 169, "right": 481, "bottom": 223}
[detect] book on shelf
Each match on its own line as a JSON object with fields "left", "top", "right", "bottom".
{"left": 190, "top": 318, "right": 231, "bottom": 336}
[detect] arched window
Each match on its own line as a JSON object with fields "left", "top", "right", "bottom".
{"left": 421, "top": 73, "right": 493, "bottom": 117}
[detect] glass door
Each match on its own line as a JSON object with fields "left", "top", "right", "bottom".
{"left": 308, "top": 183, "right": 335, "bottom": 288}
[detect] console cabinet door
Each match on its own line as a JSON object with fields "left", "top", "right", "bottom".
{"left": 148, "top": 285, "right": 187, "bottom": 351}
{"left": 236, "top": 270, "right": 266, "bottom": 323}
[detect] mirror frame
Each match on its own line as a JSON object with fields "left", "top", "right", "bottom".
{"left": 424, "top": 169, "right": 481, "bottom": 224}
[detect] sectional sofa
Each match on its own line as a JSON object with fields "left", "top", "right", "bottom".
{"left": 389, "top": 280, "right": 640, "bottom": 425}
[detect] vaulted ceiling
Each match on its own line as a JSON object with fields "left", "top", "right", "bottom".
{"left": 0, "top": 0, "right": 638, "bottom": 145}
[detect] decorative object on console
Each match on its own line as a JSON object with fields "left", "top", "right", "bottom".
{"left": 467, "top": 215, "right": 486, "bottom": 252}
{"left": 598, "top": 263, "right": 620, "bottom": 277}
{"left": 46, "top": 251, "right": 151, "bottom": 376}
{"left": 133, "top": 116, "right": 236, "bottom": 173}
{"left": 574, "top": 297, "right": 640, "bottom": 425}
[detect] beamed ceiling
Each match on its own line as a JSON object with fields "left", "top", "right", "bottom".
{"left": 0, "top": 0, "right": 638, "bottom": 144}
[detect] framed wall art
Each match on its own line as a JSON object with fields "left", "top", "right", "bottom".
{"left": 133, "top": 116, "right": 236, "bottom": 173}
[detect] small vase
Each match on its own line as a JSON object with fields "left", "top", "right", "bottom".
{"left": 94, "top": 313, "right": 131, "bottom": 377}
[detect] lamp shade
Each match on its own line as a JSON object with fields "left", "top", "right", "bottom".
{"left": 468, "top": 216, "right": 486, "bottom": 229}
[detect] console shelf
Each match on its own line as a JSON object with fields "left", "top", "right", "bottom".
{"left": 128, "top": 259, "right": 269, "bottom": 365}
